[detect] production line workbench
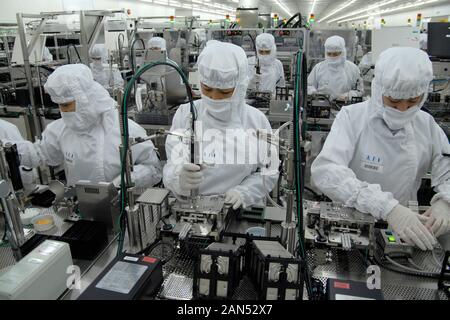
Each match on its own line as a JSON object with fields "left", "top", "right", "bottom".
{"left": 1, "top": 202, "right": 448, "bottom": 301}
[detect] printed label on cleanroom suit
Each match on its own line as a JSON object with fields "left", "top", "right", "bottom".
{"left": 360, "top": 154, "right": 384, "bottom": 173}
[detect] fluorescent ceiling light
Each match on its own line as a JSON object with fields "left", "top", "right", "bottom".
{"left": 153, "top": 0, "right": 168, "bottom": 5}
{"left": 310, "top": 0, "right": 317, "bottom": 16}
{"left": 318, "top": 0, "right": 357, "bottom": 22}
{"left": 329, "top": 0, "right": 402, "bottom": 23}
{"left": 274, "top": 0, "right": 293, "bottom": 17}
{"left": 338, "top": 0, "right": 440, "bottom": 23}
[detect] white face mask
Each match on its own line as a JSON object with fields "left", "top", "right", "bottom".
{"left": 92, "top": 60, "right": 103, "bottom": 70}
{"left": 326, "top": 55, "right": 344, "bottom": 67}
{"left": 202, "top": 94, "right": 232, "bottom": 122}
{"left": 61, "top": 111, "right": 96, "bottom": 132}
{"left": 382, "top": 105, "right": 420, "bottom": 130}
{"left": 259, "top": 54, "right": 274, "bottom": 66}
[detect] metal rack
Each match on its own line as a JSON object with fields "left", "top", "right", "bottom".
{"left": 0, "top": 33, "right": 17, "bottom": 90}
{"left": 15, "top": 9, "right": 126, "bottom": 141}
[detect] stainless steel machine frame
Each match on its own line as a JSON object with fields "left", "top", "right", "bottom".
{"left": 208, "top": 28, "right": 262, "bottom": 57}
{"left": 305, "top": 202, "right": 376, "bottom": 254}
{"left": 0, "top": 142, "right": 34, "bottom": 261}
{"left": 15, "top": 9, "right": 125, "bottom": 140}
{"left": 170, "top": 195, "right": 231, "bottom": 240}
{"left": 134, "top": 15, "right": 199, "bottom": 72}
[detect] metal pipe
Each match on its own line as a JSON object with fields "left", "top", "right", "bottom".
{"left": 0, "top": 146, "right": 25, "bottom": 260}
{"left": 38, "top": 11, "right": 77, "bottom": 17}
{"left": 26, "top": 18, "right": 46, "bottom": 54}
{"left": 16, "top": 13, "right": 42, "bottom": 141}
{"left": 79, "top": 11, "right": 89, "bottom": 65}
{"left": 116, "top": 88, "right": 145, "bottom": 253}
{"left": 138, "top": 16, "right": 200, "bottom": 20}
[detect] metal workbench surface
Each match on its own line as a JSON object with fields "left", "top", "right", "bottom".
{"left": 1, "top": 208, "right": 448, "bottom": 300}
{"left": 154, "top": 222, "right": 448, "bottom": 301}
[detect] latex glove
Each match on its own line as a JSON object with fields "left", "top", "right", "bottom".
{"left": 423, "top": 199, "right": 450, "bottom": 238}
{"left": 251, "top": 73, "right": 262, "bottom": 86}
{"left": 386, "top": 204, "right": 436, "bottom": 251}
{"left": 336, "top": 95, "right": 348, "bottom": 102}
{"left": 112, "top": 175, "right": 124, "bottom": 188}
{"left": 179, "top": 163, "right": 203, "bottom": 192}
{"left": 307, "top": 86, "right": 317, "bottom": 96}
{"left": 224, "top": 190, "right": 243, "bottom": 210}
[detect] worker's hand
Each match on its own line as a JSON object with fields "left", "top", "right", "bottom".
{"left": 179, "top": 163, "right": 203, "bottom": 192}
{"left": 224, "top": 190, "right": 243, "bottom": 210}
{"left": 112, "top": 175, "right": 123, "bottom": 188}
{"left": 423, "top": 199, "right": 450, "bottom": 238}
{"left": 307, "top": 86, "right": 317, "bottom": 96}
{"left": 251, "top": 73, "right": 262, "bottom": 85}
{"left": 112, "top": 174, "right": 136, "bottom": 189}
{"left": 387, "top": 204, "right": 436, "bottom": 250}
{"left": 336, "top": 95, "right": 348, "bottom": 102}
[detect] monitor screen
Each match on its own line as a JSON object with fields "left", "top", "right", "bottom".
{"left": 428, "top": 22, "right": 450, "bottom": 59}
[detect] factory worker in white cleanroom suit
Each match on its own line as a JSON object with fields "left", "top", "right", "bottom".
{"left": 163, "top": 41, "right": 279, "bottom": 209}
{"left": 308, "top": 35, "right": 364, "bottom": 101}
{"left": 145, "top": 37, "right": 169, "bottom": 61}
{"left": 14, "top": 64, "right": 162, "bottom": 188}
{"left": 143, "top": 37, "right": 175, "bottom": 72}
{"left": 89, "top": 44, "right": 124, "bottom": 91}
{"left": 0, "top": 120, "right": 36, "bottom": 188}
{"left": 148, "top": 37, "right": 167, "bottom": 52}
{"left": 311, "top": 47, "right": 450, "bottom": 251}
{"left": 247, "top": 33, "right": 285, "bottom": 95}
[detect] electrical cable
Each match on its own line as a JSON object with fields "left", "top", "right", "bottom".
{"left": 130, "top": 38, "right": 145, "bottom": 75}
{"left": 116, "top": 60, "right": 196, "bottom": 256}
{"left": 293, "top": 48, "right": 314, "bottom": 298}
{"left": 371, "top": 245, "right": 443, "bottom": 278}
{"left": 304, "top": 186, "right": 320, "bottom": 198}
{"left": 385, "top": 255, "right": 441, "bottom": 277}
{"left": 277, "top": 13, "right": 302, "bottom": 29}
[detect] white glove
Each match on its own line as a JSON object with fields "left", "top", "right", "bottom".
{"left": 336, "top": 95, "right": 349, "bottom": 102}
{"left": 224, "top": 190, "right": 243, "bottom": 210}
{"left": 112, "top": 175, "right": 122, "bottom": 188}
{"left": 251, "top": 73, "right": 262, "bottom": 85}
{"left": 307, "top": 85, "right": 317, "bottom": 95}
{"left": 386, "top": 204, "right": 436, "bottom": 251}
{"left": 424, "top": 199, "right": 450, "bottom": 238}
{"left": 179, "top": 163, "right": 203, "bottom": 192}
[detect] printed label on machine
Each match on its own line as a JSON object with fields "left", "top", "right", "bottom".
{"left": 95, "top": 261, "right": 148, "bottom": 294}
